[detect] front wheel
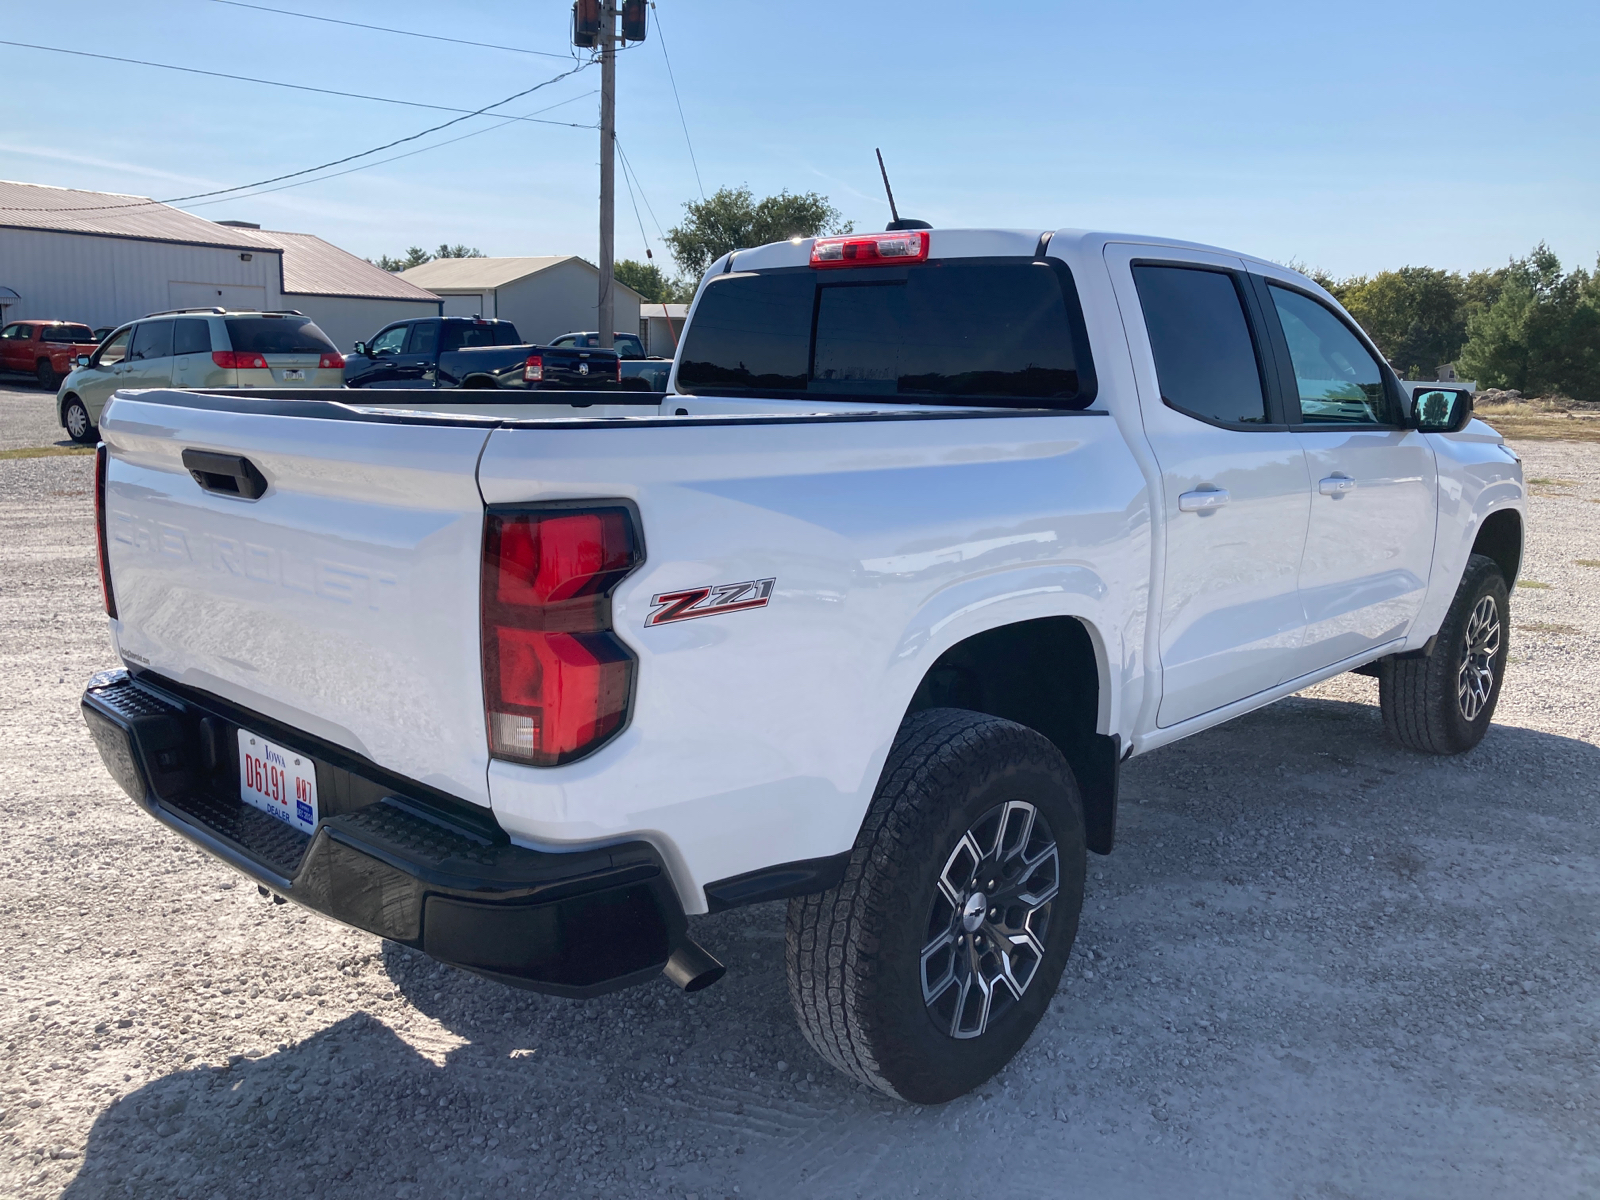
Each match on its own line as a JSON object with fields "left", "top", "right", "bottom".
{"left": 1380, "top": 553, "right": 1510, "bottom": 754}
{"left": 62, "top": 396, "right": 96, "bottom": 444}
{"left": 786, "top": 708, "right": 1086, "bottom": 1104}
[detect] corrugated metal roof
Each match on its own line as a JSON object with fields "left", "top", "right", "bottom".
{"left": 260, "top": 230, "right": 440, "bottom": 302}
{"left": 397, "top": 256, "right": 576, "bottom": 290}
{"left": 0, "top": 179, "right": 266, "bottom": 249}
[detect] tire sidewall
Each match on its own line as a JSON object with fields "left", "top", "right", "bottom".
{"left": 1433, "top": 558, "right": 1510, "bottom": 751}
{"left": 64, "top": 398, "right": 94, "bottom": 444}
{"left": 864, "top": 732, "right": 1085, "bottom": 1104}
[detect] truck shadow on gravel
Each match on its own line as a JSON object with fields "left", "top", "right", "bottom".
{"left": 61, "top": 695, "right": 1600, "bottom": 1200}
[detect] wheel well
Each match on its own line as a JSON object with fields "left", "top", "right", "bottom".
{"left": 1472, "top": 509, "right": 1522, "bottom": 586}
{"left": 460, "top": 375, "right": 497, "bottom": 389}
{"left": 59, "top": 392, "right": 79, "bottom": 419}
{"left": 905, "top": 616, "right": 1120, "bottom": 855}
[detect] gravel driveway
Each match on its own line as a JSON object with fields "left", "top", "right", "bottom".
{"left": 3, "top": 386, "right": 1598, "bottom": 1198}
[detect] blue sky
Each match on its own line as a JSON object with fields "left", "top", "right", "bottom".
{"left": 3, "top": 0, "right": 1596, "bottom": 280}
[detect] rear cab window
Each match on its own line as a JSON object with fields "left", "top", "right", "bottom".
{"left": 42, "top": 324, "right": 95, "bottom": 343}
{"left": 675, "top": 258, "right": 1097, "bottom": 408}
{"left": 224, "top": 317, "right": 337, "bottom": 355}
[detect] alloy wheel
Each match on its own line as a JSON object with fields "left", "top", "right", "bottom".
{"left": 1457, "top": 594, "right": 1501, "bottom": 722}
{"left": 920, "top": 800, "right": 1059, "bottom": 1039}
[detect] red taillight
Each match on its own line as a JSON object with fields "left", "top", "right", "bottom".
{"left": 523, "top": 354, "right": 544, "bottom": 383}
{"left": 482, "top": 507, "right": 641, "bottom": 766}
{"left": 615, "top": 356, "right": 622, "bottom": 384}
{"left": 810, "top": 230, "right": 929, "bottom": 268}
{"left": 212, "top": 350, "right": 268, "bottom": 370}
{"left": 94, "top": 444, "right": 117, "bottom": 619}
{"left": 319, "top": 351, "right": 345, "bottom": 369}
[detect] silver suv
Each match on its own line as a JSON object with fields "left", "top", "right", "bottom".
{"left": 57, "top": 308, "right": 345, "bottom": 443}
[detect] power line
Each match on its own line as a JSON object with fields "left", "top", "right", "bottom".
{"left": 205, "top": 0, "right": 575, "bottom": 60}
{"left": 652, "top": 5, "right": 703, "bottom": 198}
{"left": 614, "top": 137, "right": 667, "bottom": 242}
{"left": 180, "top": 92, "right": 598, "bottom": 209}
{"left": 0, "top": 60, "right": 591, "bottom": 213}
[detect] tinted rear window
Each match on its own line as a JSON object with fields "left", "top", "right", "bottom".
{"left": 675, "top": 259, "right": 1095, "bottom": 407}
{"left": 42, "top": 324, "right": 94, "bottom": 343}
{"left": 224, "top": 317, "right": 336, "bottom": 354}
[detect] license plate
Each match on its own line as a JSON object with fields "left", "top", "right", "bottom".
{"left": 280, "top": 368, "right": 305, "bottom": 381}
{"left": 237, "top": 730, "right": 318, "bottom": 835}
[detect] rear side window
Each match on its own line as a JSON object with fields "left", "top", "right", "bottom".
{"left": 442, "top": 322, "right": 515, "bottom": 350}
{"left": 675, "top": 259, "right": 1096, "bottom": 407}
{"left": 42, "top": 324, "right": 94, "bottom": 343}
{"left": 224, "top": 317, "right": 337, "bottom": 354}
{"left": 1132, "top": 265, "right": 1268, "bottom": 426}
{"left": 129, "top": 320, "right": 174, "bottom": 362}
{"left": 406, "top": 322, "right": 439, "bottom": 356}
{"left": 1267, "top": 285, "right": 1395, "bottom": 425}
{"left": 172, "top": 318, "right": 211, "bottom": 355}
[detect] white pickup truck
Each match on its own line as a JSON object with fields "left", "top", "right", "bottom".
{"left": 81, "top": 228, "right": 1524, "bottom": 1104}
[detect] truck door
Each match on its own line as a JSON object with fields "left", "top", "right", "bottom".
{"left": 348, "top": 323, "right": 410, "bottom": 387}
{"left": 1105, "top": 245, "right": 1312, "bottom": 728}
{"left": 1252, "top": 275, "right": 1438, "bottom": 674}
{"left": 394, "top": 319, "right": 440, "bottom": 387}
{"left": 0, "top": 322, "right": 32, "bottom": 373}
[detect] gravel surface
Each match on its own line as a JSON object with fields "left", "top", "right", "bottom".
{"left": 2, "top": 398, "right": 1599, "bottom": 1197}
{"left": 0, "top": 383, "right": 71, "bottom": 452}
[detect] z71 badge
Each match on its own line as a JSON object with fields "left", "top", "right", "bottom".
{"left": 645, "top": 578, "right": 775, "bottom": 627}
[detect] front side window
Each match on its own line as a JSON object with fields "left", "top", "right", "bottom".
{"left": 406, "top": 321, "right": 439, "bottom": 356}
{"left": 224, "top": 317, "right": 337, "bottom": 355}
{"left": 0, "top": 323, "right": 29, "bottom": 340}
{"left": 128, "top": 320, "right": 174, "bottom": 361}
{"left": 96, "top": 328, "right": 131, "bottom": 365}
{"left": 1268, "top": 286, "right": 1393, "bottom": 425}
{"left": 42, "top": 324, "right": 94, "bottom": 343}
{"left": 676, "top": 259, "right": 1094, "bottom": 407}
{"left": 370, "top": 325, "right": 408, "bottom": 356}
{"left": 1132, "top": 265, "right": 1268, "bottom": 426}
{"left": 172, "top": 318, "right": 211, "bottom": 356}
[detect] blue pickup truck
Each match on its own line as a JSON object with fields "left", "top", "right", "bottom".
{"left": 343, "top": 317, "right": 621, "bottom": 391}
{"left": 550, "top": 331, "right": 673, "bottom": 392}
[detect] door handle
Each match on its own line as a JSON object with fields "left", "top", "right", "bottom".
{"left": 1178, "top": 488, "right": 1230, "bottom": 513}
{"left": 1319, "top": 476, "right": 1357, "bottom": 497}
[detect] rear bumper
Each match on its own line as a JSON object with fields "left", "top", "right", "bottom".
{"left": 81, "top": 670, "right": 687, "bottom": 998}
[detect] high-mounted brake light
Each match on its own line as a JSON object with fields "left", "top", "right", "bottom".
{"left": 481, "top": 507, "right": 641, "bottom": 766}
{"left": 94, "top": 444, "right": 117, "bottom": 619}
{"left": 810, "top": 230, "right": 929, "bottom": 269}
{"left": 523, "top": 354, "right": 544, "bottom": 383}
{"left": 212, "top": 350, "right": 269, "bottom": 370}
{"left": 319, "top": 351, "right": 345, "bottom": 369}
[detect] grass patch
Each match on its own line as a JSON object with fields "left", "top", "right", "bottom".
{"left": 0, "top": 445, "right": 94, "bottom": 460}
{"left": 1528, "top": 477, "right": 1578, "bottom": 486}
{"left": 1477, "top": 408, "right": 1600, "bottom": 443}
{"left": 1577, "top": 559, "right": 1600, "bottom": 568}
{"left": 1517, "top": 579, "right": 1551, "bottom": 589}
{"left": 1519, "top": 622, "right": 1581, "bottom": 636}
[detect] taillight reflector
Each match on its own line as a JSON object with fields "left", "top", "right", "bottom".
{"left": 212, "top": 350, "right": 269, "bottom": 370}
{"left": 482, "top": 507, "right": 641, "bottom": 766}
{"left": 94, "top": 443, "right": 117, "bottom": 619}
{"left": 524, "top": 354, "right": 544, "bottom": 383}
{"left": 810, "top": 230, "right": 929, "bottom": 268}
{"left": 319, "top": 351, "right": 345, "bottom": 369}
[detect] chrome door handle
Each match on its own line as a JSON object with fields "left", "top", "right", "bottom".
{"left": 1319, "top": 476, "right": 1357, "bottom": 496}
{"left": 1178, "top": 488, "right": 1230, "bottom": 513}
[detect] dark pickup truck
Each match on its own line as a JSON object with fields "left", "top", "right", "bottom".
{"left": 343, "top": 317, "right": 620, "bottom": 391}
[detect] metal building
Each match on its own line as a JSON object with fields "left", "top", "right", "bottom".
{"left": 396, "top": 256, "right": 643, "bottom": 345}
{"left": 0, "top": 180, "right": 441, "bottom": 351}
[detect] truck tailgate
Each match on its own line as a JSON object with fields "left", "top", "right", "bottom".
{"left": 101, "top": 393, "right": 495, "bottom": 806}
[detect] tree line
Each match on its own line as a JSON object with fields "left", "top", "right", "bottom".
{"left": 1306, "top": 244, "right": 1600, "bottom": 401}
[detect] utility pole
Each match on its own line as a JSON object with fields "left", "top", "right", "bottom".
{"left": 597, "top": 0, "right": 616, "bottom": 350}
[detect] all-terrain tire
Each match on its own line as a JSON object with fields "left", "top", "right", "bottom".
{"left": 62, "top": 396, "right": 96, "bottom": 445}
{"left": 786, "top": 708, "right": 1086, "bottom": 1104}
{"left": 1380, "top": 553, "right": 1510, "bottom": 754}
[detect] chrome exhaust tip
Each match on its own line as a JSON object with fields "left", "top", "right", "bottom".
{"left": 663, "top": 939, "right": 725, "bottom": 992}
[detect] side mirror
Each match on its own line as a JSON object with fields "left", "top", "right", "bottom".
{"left": 75, "top": 355, "right": 91, "bottom": 368}
{"left": 352, "top": 342, "right": 367, "bottom": 357}
{"left": 1413, "top": 387, "right": 1474, "bottom": 434}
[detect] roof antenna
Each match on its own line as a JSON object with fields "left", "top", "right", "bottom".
{"left": 876, "top": 148, "right": 930, "bottom": 232}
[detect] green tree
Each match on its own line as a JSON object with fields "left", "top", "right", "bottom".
{"left": 434, "top": 243, "right": 484, "bottom": 260}
{"left": 1340, "top": 267, "right": 1467, "bottom": 378}
{"left": 614, "top": 258, "right": 690, "bottom": 303}
{"left": 1458, "top": 244, "right": 1600, "bottom": 400}
{"left": 372, "top": 243, "right": 484, "bottom": 272}
{"left": 664, "top": 186, "right": 852, "bottom": 278}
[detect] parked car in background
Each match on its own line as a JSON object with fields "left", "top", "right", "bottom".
{"left": 0, "top": 319, "right": 100, "bottom": 389}
{"left": 55, "top": 308, "right": 344, "bottom": 443}
{"left": 552, "top": 330, "right": 672, "bottom": 391}
{"left": 91, "top": 326, "right": 117, "bottom": 344}
{"left": 343, "top": 316, "right": 621, "bottom": 391}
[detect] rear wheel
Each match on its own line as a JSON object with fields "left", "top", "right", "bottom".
{"left": 36, "top": 359, "right": 58, "bottom": 391}
{"left": 63, "top": 396, "right": 96, "bottom": 444}
{"left": 786, "top": 708, "right": 1085, "bottom": 1104}
{"left": 1380, "top": 553, "right": 1509, "bottom": 754}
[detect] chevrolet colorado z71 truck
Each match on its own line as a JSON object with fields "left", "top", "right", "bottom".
{"left": 81, "top": 228, "right": 1524, "bottom": 1104}
{"left": 342, "top": 316, "right": 621, "bottom": 391}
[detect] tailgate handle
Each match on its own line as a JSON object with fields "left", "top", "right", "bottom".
{"left": 181, "top": 449, "right": 268, "bottom": 500}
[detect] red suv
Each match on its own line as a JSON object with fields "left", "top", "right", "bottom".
{"left": 0, "top": 320, "right": 101, "bottom": 390}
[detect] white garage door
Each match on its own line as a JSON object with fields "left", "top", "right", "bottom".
{"left": 168, "top": 282, "right": 269, "bottom": 312}
{"left": 441, "top": 294, "right": 487, "bottom": 318}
